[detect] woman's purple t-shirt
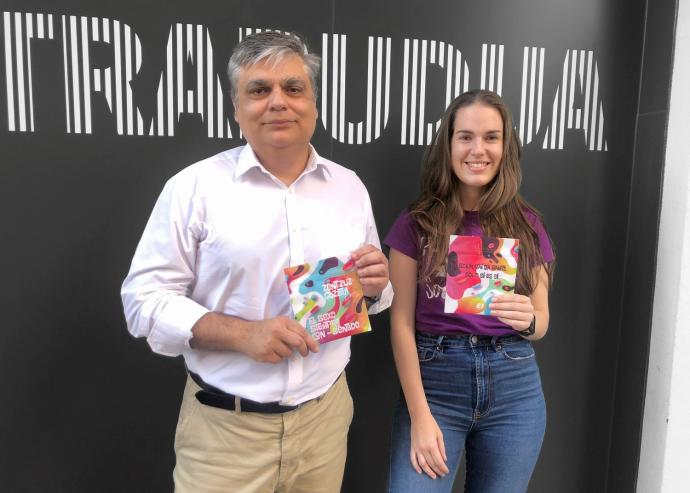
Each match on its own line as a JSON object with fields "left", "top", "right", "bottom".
{"left": 384, "top": 209, "right": 554, "bottom": 336}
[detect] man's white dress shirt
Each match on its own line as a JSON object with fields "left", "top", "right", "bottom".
{"left": 121, "top": 144, "right": 392, "bottom": 405}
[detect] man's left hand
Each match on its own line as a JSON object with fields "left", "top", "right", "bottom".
{"left": 350, "top": 244, "right": 389, "bottom": 299}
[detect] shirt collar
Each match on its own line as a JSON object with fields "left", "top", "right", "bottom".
{"left": 234, "top": 144, "right": 333, "bottom": 182}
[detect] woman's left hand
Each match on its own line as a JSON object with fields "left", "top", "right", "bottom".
{"left": 489, "top": 293, "right": 534, "bottom": 332}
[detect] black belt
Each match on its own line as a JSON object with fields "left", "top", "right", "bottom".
{"left": 189, "top": 371, "right": 300, "bottom": 414}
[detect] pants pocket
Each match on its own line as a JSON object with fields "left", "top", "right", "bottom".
{"left": 174, "top": 376, "right": 201, "bottom": 449}
{"left": 416, "top": 343, "right": 441, "bottom": 362}
{"left": 500, "top": 341, "right": 536, "bottom": 361}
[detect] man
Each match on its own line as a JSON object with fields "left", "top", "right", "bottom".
{"left": 121, "top": 31, "right": 392, "bottom": 492}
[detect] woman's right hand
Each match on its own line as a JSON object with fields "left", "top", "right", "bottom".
{"left": 410, "top": 411, "right": 449, "bottom": 479}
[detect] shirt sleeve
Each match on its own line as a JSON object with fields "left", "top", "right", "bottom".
{"left": 525, "top": 210, "right": 555, "bottom": 264}
{"left": 359, "top": 182, "right": 393, "bottom": 315}
{"left": 120, "top": 174, "right": 210, "bottom": 357}
{"left": 384, "top": 210, "right": 420, "bottom": 260}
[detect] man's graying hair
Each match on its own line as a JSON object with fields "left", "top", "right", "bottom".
{"left": 227, "top": 31, "right": 321, "bottom": 102}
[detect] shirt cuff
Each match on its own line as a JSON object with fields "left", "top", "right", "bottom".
{"left": 367, "top": 281, "right": 393, "bottom": 315}
{"left": 147, "top": 296, "right": 210, "bottom": 357}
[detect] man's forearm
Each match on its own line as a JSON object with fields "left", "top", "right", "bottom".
{"left": 190, "top": 312, "right": 251, "bottom": 351}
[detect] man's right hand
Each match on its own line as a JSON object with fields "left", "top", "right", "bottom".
{"left": 190, "top": 312, "right": 319, "bottom": 363}
{"left": 238, "top": 316, "right": 320, "bottom": 363}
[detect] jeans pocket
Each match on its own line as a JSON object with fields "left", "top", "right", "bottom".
{"left": 500, "top": 342, "right": 536, "bottom": 361}
{"left": 416, "top": 344, "right": 439, "bottom": 362}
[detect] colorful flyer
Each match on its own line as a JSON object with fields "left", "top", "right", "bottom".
{"left": 284, "top": 255, "right": 371, "bottom": 343}
{"left": 444, "top": 235, "right": 519, "bottom": 315}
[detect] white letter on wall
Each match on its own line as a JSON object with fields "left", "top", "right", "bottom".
{"left": 148, "top": 23, "right": 232, "bottom": 139}
{"left": 321, "top": 34, "right": 391, "bottom": 144}
{"left": 3, "top": 12, "right": 54, "bottom": 132}
{"left": 542, "top": 49, "right": 608, "bottom": 151}
{"left": 518, "top": 46, "right": 545, "bottom": 146}
{"left": 480, "top": 43, "right": 504, "bottom": 95}
{"left": 60, "top": 16, "right": 145, "bottom": 135}
{"left": 401, "top": 39, "right": 469, "bottom": 146}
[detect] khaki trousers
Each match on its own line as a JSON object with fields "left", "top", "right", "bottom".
{"left": 173, "top": 373, "right": 354, "bottom": 493}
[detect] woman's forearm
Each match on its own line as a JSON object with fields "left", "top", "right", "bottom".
{"left": 391, "top": 320, "right": 431, "bottom": 419}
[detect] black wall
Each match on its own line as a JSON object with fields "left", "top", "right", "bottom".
{"left": 607, "top": 0, "right": 677, "bottom": 491}
{"left": 0, "top": 1, "right": 674, "bottom": 491}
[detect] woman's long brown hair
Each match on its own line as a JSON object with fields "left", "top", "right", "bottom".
{"left": 410, "top": 90, "right": 554, "bottom": 295}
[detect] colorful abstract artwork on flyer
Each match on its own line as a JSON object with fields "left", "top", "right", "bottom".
{"left": 284, "top": 255, "right": 371, "bottom": 343}
{"left": 444, "top": 236, "right": 519, "bottom": 315}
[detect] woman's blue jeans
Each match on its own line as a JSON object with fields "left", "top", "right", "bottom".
{"left": 388, "top": 332, "right": 546, "bottom": 493}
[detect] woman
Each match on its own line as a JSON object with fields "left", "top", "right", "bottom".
{"left": 385, "top": 90, "right": 555, "bottom": 493}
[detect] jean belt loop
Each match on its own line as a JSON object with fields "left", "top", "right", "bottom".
{"left": 491, "top": 335, "right": 499, "bottom": 349}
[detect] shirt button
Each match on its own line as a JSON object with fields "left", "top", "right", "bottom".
{"left": 470, "top": 335, "right": 478, "bottom": 344}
